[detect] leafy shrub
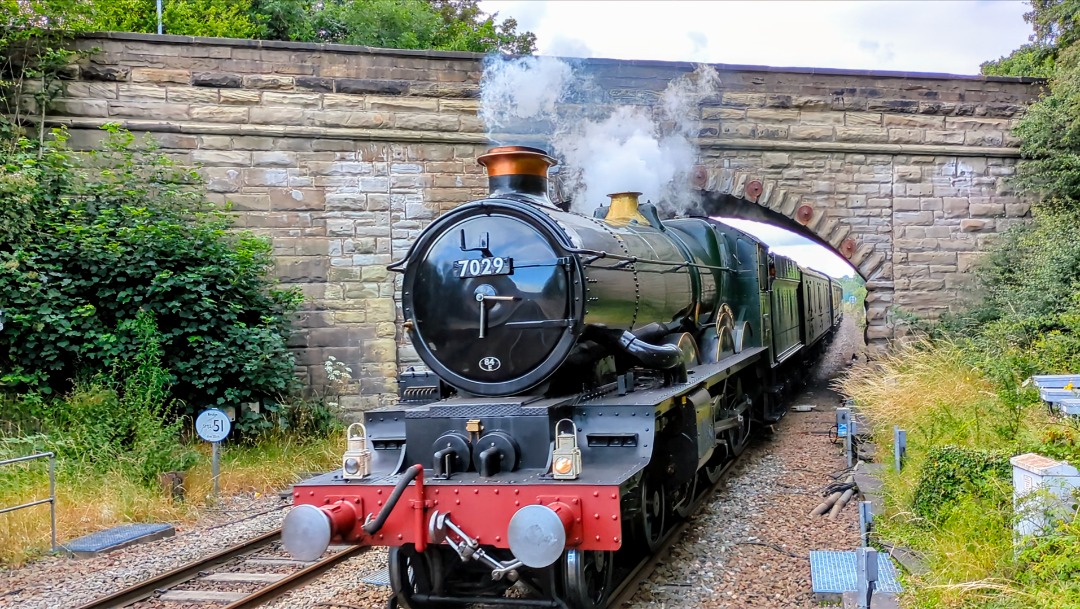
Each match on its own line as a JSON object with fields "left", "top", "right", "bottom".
{"left": 0, "top": 311, "right": 197, "bottom": 483}
{"left": 912, "top": 445, "right": 1012, "bottom": 523}
{"left": 0, "top": 126, "right": 302, "bottom": 414}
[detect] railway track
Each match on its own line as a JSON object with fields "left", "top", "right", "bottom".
{"left": 75, "top": 450, "right": 739, "bottom": 609}
{"left": 74, "top": 529, "right": 363, "bottom": 609}
{"left": 605, "top": 456, "right": 741, "bottom": 609}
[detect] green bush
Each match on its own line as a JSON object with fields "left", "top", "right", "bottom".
{"left": 0, "top": 126, "right": 302, "bottom": 414}
{"left": 0, "top": 311, "right": 197, "bottom": 483}
{"left": 912, "top": 445, "right": 1012, "bottom": 523}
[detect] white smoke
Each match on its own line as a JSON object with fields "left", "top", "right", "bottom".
{"left": 479, "top": 56, "right": 574, "bottom": 134}
{"left": 479, "top": 56, "right": 721, "bottom": 216}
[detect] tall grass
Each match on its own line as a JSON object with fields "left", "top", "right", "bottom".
{"left": 836, "top": 338, "right": 1080, "bottom": 609}
{"left": 0, "top": 312, "right": 344, "bottom": 566}
{"left": 0, "top": 429, "right": 343, "bottom": 566}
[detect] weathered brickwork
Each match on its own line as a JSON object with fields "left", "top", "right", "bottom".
{"left": 49, "top": 33, "right": 1042, "bottom": 414}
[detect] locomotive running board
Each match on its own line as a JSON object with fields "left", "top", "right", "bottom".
{"left": 580, "top": 346, "right": 767, "bottom": 411}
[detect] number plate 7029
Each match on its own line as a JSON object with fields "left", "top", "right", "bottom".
{"left": 454, "top": 257, "right": 513, "bottom": 278}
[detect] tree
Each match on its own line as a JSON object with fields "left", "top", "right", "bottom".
{"left": 52, "top": 0, "right": 536, "bottom": 54}
{"left": 982, "top": 0, "right": 1080, "bottom": 77}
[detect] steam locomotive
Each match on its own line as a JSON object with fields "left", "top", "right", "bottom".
{"left": 283, "top": 147, "right": 843, "bottom": 608}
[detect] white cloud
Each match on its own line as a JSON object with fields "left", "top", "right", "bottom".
{"left": 481, "top": 0, "right": 1031, "bottom": 74}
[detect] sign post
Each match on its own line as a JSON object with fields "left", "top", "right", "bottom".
{"left": 195, "top": 409, "right": 231, "bottom": 501}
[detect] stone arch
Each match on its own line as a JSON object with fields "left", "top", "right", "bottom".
{"left": 691, "top": 166, "right": 884, "bottom": 281}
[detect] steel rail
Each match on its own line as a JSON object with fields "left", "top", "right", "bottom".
{"left": 74, "top": 529, "right": 281, "bottom": 609}
{"left": 606, "top": 457, "right": 741, "bottom": 609}
{"left": 222, "top": 544, "right": 366, "bottom": 609}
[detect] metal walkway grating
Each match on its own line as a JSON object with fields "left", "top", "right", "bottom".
{"left": 361, "top": 567, "right": 391, "bottom": 586}
{"left": 809, "top": 550, "right": 903, "bottom": 594}
{"left": 63, "top": 523, "right": 174, "bottom": 558}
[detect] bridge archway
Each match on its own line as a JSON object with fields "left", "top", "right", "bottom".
{"left": 690, "top": 167, "right": 884, "bottom": 281}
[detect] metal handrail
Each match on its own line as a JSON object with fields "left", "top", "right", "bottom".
{"left": 0, "top": 452, "right": 57, "bottom": 551}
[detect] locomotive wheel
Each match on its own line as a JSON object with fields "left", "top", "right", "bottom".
{"left": 673, "top": 473, "right": 697, "bottom": 518}
{"left": 728, "top": 411, "right": 752, "bottom": 457}
{"left": 701, "top": 444, "right": 728, "bottom": 485}
{"left": 388, "top": 546, "right": 452, "bottom": 609}
{"left": 562, "top": 549, "right": 614, "bottom": 609}
{"left": 633, "top": 475, "right": 665, "bottom": 551}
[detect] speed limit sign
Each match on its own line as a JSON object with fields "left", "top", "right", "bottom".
{"left": 196, "top": 409, "right": 231, "bottom": 442}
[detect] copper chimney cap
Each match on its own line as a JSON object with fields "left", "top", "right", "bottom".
{"left": 477, "top": 146, "right": 557, "bottom": 178}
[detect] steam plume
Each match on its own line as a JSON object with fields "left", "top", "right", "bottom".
{"left": 479, "top": 55, "right": 721, "bottom": 216}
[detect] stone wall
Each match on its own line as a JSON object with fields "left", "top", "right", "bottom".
{"left": 47, "top": 32, "right": 1043, "bottom": 414}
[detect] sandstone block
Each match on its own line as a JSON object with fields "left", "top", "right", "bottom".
{"left": 894, "top": 211, "right": 934, "bottom": 225}
{"left": 721, "top": 92, "right": 765, "bottom": 107}
{"left": 845, "top": 112, "right": 882, "bottom": 126}
{"left": 108, "top": 101, "right": 189, "bottom": 120}
{"left": 964, "top": 131, "right": 1004, "bottom": 147}
{"left": 311, "top": 110, "right": 390, "bottom": 128}
{"left": 271, "top": 188, "right": 325, "bottom": 211}
{"left": 167, "top": 86, "right": 219, "bottom": 104}
{"left": 747, "top": 108, "right": 800, "bottom": 122}
{"left": 439, "top": 99, "right": 480, "bottom": 113}
{"left": 245, "top": 74, "right": 295, "bottom": 89}
{"left": 193, "top": 149, "right": 251, "bottom": 166}
{"left": 368, "top": 96, "right": 439, "bottom": 111}
{"left": 326, "top": 194, "right": 365, "bottom": 211}
{"left": 224, "top": 193, "right": 269, "bottom": 211}
{"left": 253, "top": 151, "right": 297, "bottom": 167}
{"left": 192, "top": 72, "right": 242, "bottom": 88}
{"left": 789, "top": 125, "right": 833, "bottom": 140}
{"left": 82, "top": 65, "right": 130, "bottom": 82}
{"left": 131, "top": 68, "right": 190, "bottom": 84}
{"left": 53, "top": 98, "right": 108, "bottom": 117}
{"left": 117, "top": 84, "right": 166, "bottom": 101}
{"left": 202, "top": 167, "right": 242, "bottom": 192}
{"left": 946, "top": 117, "right": 1011, "bottom": 131}
{"left": 365, "top": 300, "right": 397, "bottom": 323}
{"left": 888, "top": 129, "right": 923, "bottom": 144}
{"left": 250, "top": 106, "right": 306, "bottom": 125}
{"left": 337, "top": 78, "right": 408, "bottom": 95}
{"left": 327, "top": 219, "right": 355, "bottom": 236}
{"left": 263, "top": 91, "right": 321, "bottom": 106}
{"left": 762, "top": 153, "right": 790, "bottom": 168}
{"left": 960, "top": 219, "right": 989, "bottom": 232}
{"left": 296, "top": 76, "right": 334, "bottom": 92}
{"left": 393, "top": 113, "right": 460, "bottom": 131}
{"left": 274, "top": 256, "right": 328, "bottom": 282}
{"left": 867, "top": 99, "right": 919, "bottom": 113}
{"left": 220, "top": 89, "right": 261, "bottom": 104}
{"left": 190, "top": 105, "right": 249, "bottom": 123}
{"left": 244, "top": 168, "right": 290, "bottom": 187}
{"left": 924, "top": 130, "right": 964, "bottom": 145}
{"left": 893, "top": 197, "right": 920, "bottom": 212}
{"left": 908, "top": 251, "right": 956, "bottom": 265}
{"left": 970, "top": 202, "right": 1005, "bottom": 217}
{"left": 65, "top": 82, "right": 117, "bottom": 99}
{"left": 883, "top": 114, "right": 944, "bottom": 129}
{"left": 836, "top": 127, "right": 889, "bottom": 143}
{"left": 363, "top": 265, "right": 390, "bottom": 282}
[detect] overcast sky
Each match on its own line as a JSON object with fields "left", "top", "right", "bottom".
{"left": 479, "top": 1, "right": 1033, "bottom": 277}
{"left": 481, "top": 0, "right": 1032, "bottom": 75}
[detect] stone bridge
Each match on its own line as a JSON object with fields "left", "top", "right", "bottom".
{"left": 48, "top": 32, "right": 1042, "bottom": 412}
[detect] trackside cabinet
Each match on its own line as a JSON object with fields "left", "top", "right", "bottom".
{"left": 1011, "top": 453, "right": 1080, "bottom": 538}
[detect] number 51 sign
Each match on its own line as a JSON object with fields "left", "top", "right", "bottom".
{"left": 196, "top": 409, "right": 232, "bottom": 500}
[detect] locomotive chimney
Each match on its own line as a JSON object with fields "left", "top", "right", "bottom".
{"left": 604, "top": 191, "right": 649, "bottom": 225}
{"left": 477, "top": 145, "right": 556, "bottom": 201}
